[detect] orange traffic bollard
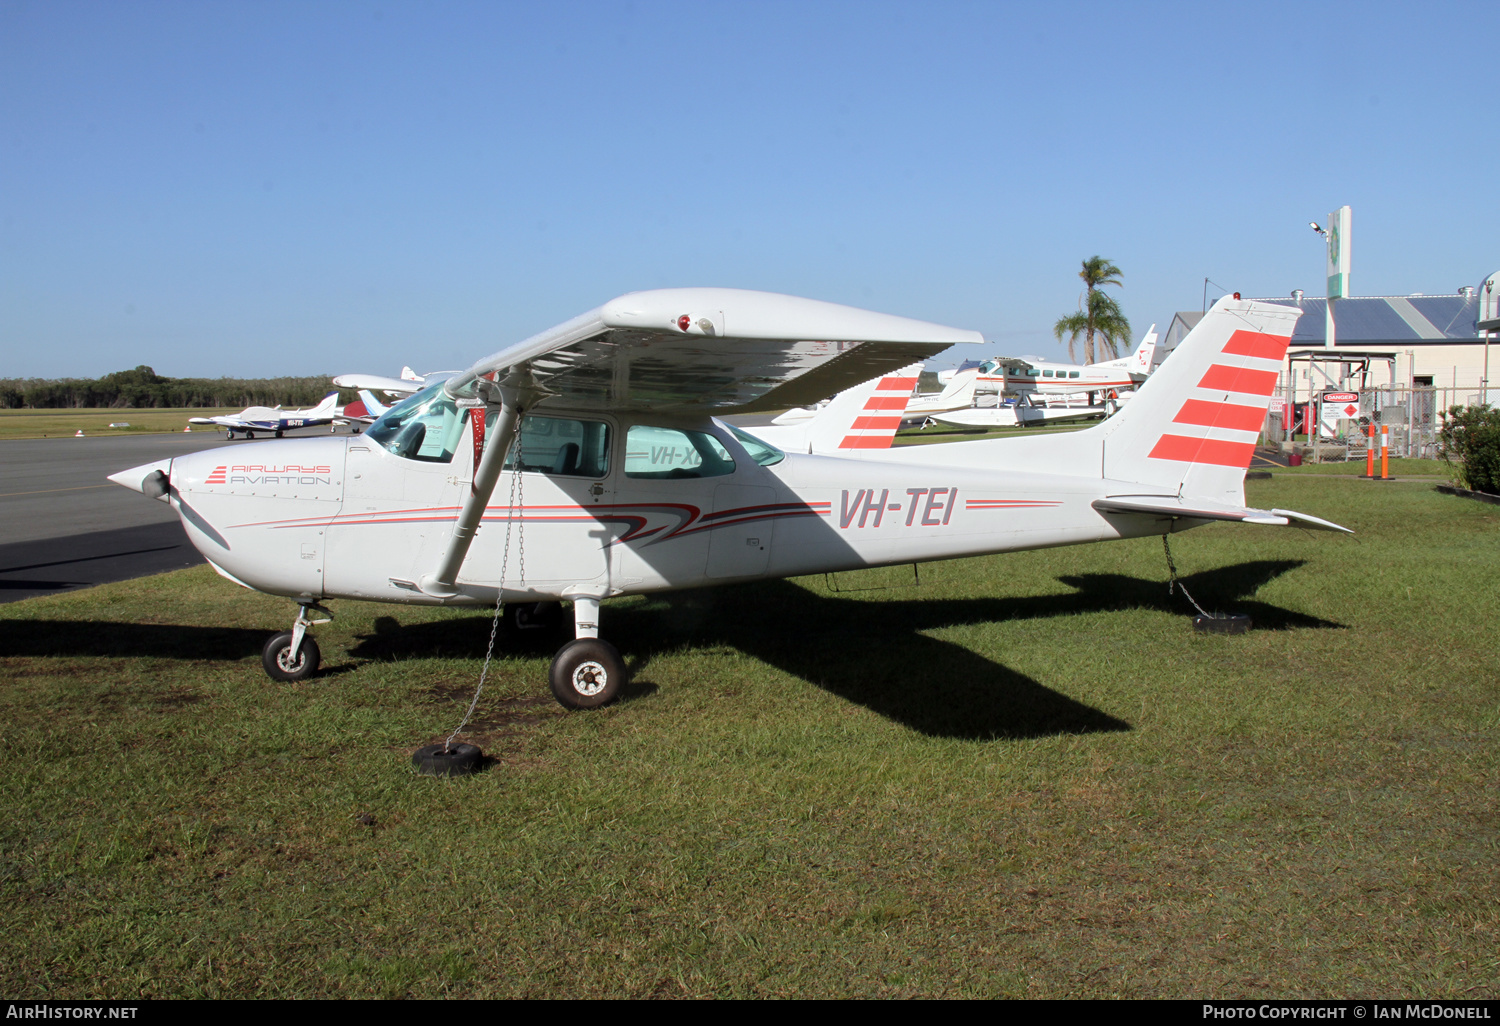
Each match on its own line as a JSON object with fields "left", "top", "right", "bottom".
{"left": 1381, "top": 424, "right": 1390, "bottom": 479}
{"left": 1366, "top": 423, "right": 1376, "bottom": 477}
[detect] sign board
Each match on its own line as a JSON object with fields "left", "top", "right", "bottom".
{"left": 1320, "top": 390, "right": 1360, "bottom": 434}
{"left": 1326, "top": 206, "right": 1352, "bottom": 299}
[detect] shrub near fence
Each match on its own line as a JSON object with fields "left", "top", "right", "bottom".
{"left": 1439, "top": 404, "right": 1500, "bottom": 494}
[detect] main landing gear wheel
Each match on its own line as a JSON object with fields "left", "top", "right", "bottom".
{"left": 262, "top": 631, "right": 321, "bottom": 682}
{"left": 411, "top": 742, "right": 483, "bottom": 777}
{"left": 225, "top": 428, "right": 235, "bottom": 440}
{"left": 548, "top": 638, "right": 626, "bottom": 710}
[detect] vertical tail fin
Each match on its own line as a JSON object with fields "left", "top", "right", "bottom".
{"left": 358, "top": 389, "right": 391, "bottom": 418}
{"left": 737, "top": 364, "right": 922, "bottom": 455}
{"left": 312, "top": 392, "right": 340, "bottom": 416}
{"left": 1101, "top": 298, "right": 1296, "bottom": 504}
{"left": 813, "top": 362, "right": 922, "bottom": 452}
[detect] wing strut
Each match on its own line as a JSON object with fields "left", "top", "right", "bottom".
{"left": 419, "top": 368, "right": 547, "bottom": 599}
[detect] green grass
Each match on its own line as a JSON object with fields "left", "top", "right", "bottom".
{"left": 1271, "top": 456, "right": 1451, "bottom": 479}
{"left": 0, "top": 408, "right": 239, "bottom": 439}
{"left": 1, "top": 478, "right": 1496, "bottom": 998}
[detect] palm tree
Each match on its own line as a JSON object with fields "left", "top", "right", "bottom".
{"left": 1053, "top": 256, "right": 1132, "bottom": 364}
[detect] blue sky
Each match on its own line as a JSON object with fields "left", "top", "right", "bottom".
{"left": 3, "top": 0, "right": 1495, "bottom": 379}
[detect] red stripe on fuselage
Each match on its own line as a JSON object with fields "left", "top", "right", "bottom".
{"left": 1148, "top": 434, "right": 1256, "bottom": 467}
{"left": 1220, "top": 330, "right": 1290, "bottom": 361}
{"left": 1196, "top": 365, "right": 1278, "bottom": 396}
{"left": 1172, "top": 399, "right": 1267, "bottom": 432}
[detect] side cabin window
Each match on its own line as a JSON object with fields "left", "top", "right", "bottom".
{"left": 624, "top": 425, "right": 736, "bottom": 479}
{"left": 1026, "top": 368, "right": 1042, "bottom": 377}
{"left": 1069, "top": 371, "right": 1081, "bottom": 379}
{"left": 502, "top": 414, "right": 611, "bottom": 478}
{"left": 365, "top": 382, "right": 468, "bottom": 463}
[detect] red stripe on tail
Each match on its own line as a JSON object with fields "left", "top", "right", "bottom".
{"left": 862, "top": 396, "right": 908, "bottom": 410}
{"left": 839, "top": 435, "right": 894, "bottom": 449}
{"left": 1197, "top": 365, "right": 1278, "bottom": 396}
{"left": 1148, "top": 434, "right": 1256, "bottom": 467}
{"left": 1220, "top": 330, "right": 1290, "bottom": 361}
{"left": 1172, "top": 399, "right": 1268, "bottom": 433}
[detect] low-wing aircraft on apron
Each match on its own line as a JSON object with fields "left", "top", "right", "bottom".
{"left": 110, "top": 288, "right": 1347, "bottom": 710}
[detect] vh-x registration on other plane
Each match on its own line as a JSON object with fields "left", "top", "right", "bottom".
{"left": 111, "top": 288, "right": 1346, "bottom": 710}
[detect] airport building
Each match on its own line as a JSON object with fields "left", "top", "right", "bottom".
{"left": 1161, "top": 280, "right": 1498, "bottom": 394}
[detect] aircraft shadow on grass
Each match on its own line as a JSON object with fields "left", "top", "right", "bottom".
{"left": 0, "top": 560, "right": 1340, "bottom": 742}
{"left": 347, "top": 558, "right": 1341, "bottom": 741}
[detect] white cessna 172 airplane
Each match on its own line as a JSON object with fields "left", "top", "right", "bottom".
{"left": 112, "top": 289, "right": 1345, "bottom": 712}
{"left": 189, "top": 392, "right": 342, "bottom": 439}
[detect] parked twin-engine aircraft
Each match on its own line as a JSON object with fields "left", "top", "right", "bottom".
{"left": 189, "top": 393, "right": 342, "bottom": 439}
{"left": 113, "top": 289, "right": 1344, "bottom": 712}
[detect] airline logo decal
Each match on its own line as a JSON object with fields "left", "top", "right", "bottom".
{"left": 838, "top": 373, "right": 917, "bottom": 450}
{"left": 206, "top": 464, "right": 332, "bottom": 486}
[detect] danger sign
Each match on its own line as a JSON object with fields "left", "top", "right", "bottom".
{"left": 1322, "top": 391, "right": 1360, "bottom": 417}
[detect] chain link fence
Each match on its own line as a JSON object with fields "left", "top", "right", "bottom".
{"left": 1264, "top": 387, "right": 1499, "bottom": 463}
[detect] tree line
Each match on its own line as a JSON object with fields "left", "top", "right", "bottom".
{"left": 0, "top": 366, "right": 349, "bottom": 410}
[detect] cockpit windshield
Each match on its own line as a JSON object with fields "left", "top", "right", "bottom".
{"left": 364, "top": 381, "right": 468, "bottom": 463}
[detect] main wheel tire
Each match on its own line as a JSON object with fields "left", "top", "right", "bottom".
{"left": 549, "top": 638, "right": 626, "bottom": 710}
{"left": 246, "top": 430, "right": 256, "bottom": 440}
{"left": 225, "top": 428, "right": 235, "bottom": 440}
{"left": 262, "top": 631, "right": 321, "bottom": 682}
{"left": 411, "top": 742, "right": 483, "bottom": 777}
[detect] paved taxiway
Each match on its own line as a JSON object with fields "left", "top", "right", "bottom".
{"left": 1, "top": 426, "right": 360, "bottom": 603}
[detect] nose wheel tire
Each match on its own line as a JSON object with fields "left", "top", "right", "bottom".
{"left": 548, "top": 638, "right": 625, "bottom": 710}
{"left": 262, "top": 631, "right": 321, "bottom": 682}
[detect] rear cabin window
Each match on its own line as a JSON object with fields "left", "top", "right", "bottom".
{"left": 503, "top": 415, "right": 611, "bottom": 478}
{"left": 624, "top": 425, "right": 736, "bottom": 479}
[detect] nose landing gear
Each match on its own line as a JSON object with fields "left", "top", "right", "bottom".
{"left": 262, "top": 603, "right": 332, "bottom": 682}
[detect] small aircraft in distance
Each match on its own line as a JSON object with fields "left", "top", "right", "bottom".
{"left": 975, "top": 325, "right": 1159, "bottom": 409}
{"left": 113, "top": 289, "right": 1345, "bottom": 717}
{"left": 189, "top": 393, "right": 342, "bottom": 439}
{"left": 928, "top": 395, "right": 1106, "bottom": 430}
{"left": 901, "top": 366, "right": 983, "bottom": 424}
{"left": 738, "top": 363, "right": 922, "bottom": 454}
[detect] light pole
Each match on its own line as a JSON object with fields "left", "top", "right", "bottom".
{"left": 1310, "top": 222, "right": 1336, "bottom": 350}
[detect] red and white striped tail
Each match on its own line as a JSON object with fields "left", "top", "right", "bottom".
{"left": 832, "top": 367, "right": 920, "bottom": 450}
{"left": 1101, "top": 299, "right": 1297, "bottom": 505}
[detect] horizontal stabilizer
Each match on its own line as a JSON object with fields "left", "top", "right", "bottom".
{"left": 1093, "top": 495, "right": 1351, "bottom": 533}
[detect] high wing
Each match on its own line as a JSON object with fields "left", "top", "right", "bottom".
{"left": 331, "top": 373, "right": 431, "bottom": 396}
{"left": 444, "top": 288, "right": 982, "bottom": 413}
